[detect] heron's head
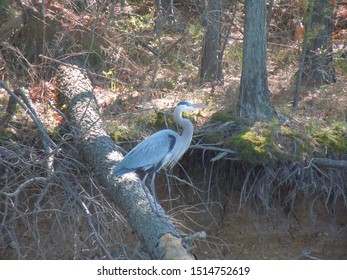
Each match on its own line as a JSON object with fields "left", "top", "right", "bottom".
{"left": 176, "top": 101, "right": 203, "bottom": 112}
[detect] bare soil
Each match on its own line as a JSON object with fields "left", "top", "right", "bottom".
{"left": 156, "top": 180, "right": 347, "bottom": 260}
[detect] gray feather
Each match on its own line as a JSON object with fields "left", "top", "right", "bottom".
{"left": 114, "top": 129, "right": 178, "bottom": 176}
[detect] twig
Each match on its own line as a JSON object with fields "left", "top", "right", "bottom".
{"left": 166, "top": 171, "right": 219, "bottom": 227}
{"left": 57, "top": 172, "right": 113, "bottom": 259}
{"left": 210, "top": 152, "right": 229, "bottom": 162}
{"left": 78, "top": 198, "right": 113, "bottom": 260}
{"left": 161, "top": 35, "right": 185, "bottom": 59}
{"left": 0, "top": 83, "right": 56, "bottom": 148}
{"left": 166, "top": 173, "right": 203, "bottom": 193}
{"left": 266, "top": 0, "right": 275, "bottom": 36}
{"left": 190, "top": 144, "right": 237, "bottom": 154}
{"left": 131, "top": 35, "right": 160, "bottom": 57}
{"left": 183, "top": 231, "right": 207, "bottom": 242}
{"left": 1, "top": 42, "right": 35, "bottom": 77}
{"left": 190, "top": 143, "right": 239, "bottom": 161}
{"left": 100, "top": 0, "right": 119, "bottom": 36}
{"left": 39, "top": 54, "right": 129, "bottom": 85}
{"left": 0, "top": 89, "right": 19, "bottom": 126}
{"left": 16, "top": 89, "right": 55, "bottom": 178}
{"left": 219, "top": 0, "right": 238, "bottom": 66}
{"left": 0, "top": 82, "right": 56, "bottom": 179}
{"left": 267, "top": 42, "right": 301, "bottom": 50}
{"left": 0, "top": 177, "right": 47, "bottom": 198}
{"left": 83, "top": 0, "right": 107, "bottom": 68}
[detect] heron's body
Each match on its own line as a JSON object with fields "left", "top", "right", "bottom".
{"left": 114, "top": 101, "right": 200, "bottom": 214}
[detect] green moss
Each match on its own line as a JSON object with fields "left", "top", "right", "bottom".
{"left": 282, "top": 126, "right": 299, "bottom": 138}
{"left": 335, "top": 57, "right": 347, "bottom": 76}
{"left": 210, "top": 111, "right": 233, "bottom": 123}
{"left": 240, "top": 131, "right": 268, "bottom": 154}
{"left": 311, "top": 121, "right": 347, "bottom": 154}
{"left": 182, "top": 112, "right": 198, "bottom": 123}
{"left": 110, "top": 122, "right": 141, "bottom": 144}
{"left": 231, "top": 130, "right": 278, "bottom": 164}
{"left": 147, "top": 112, "right": 175, "bottom": 130}
{"left": 281, "top": 126, "right": 313, "bottom": 159}
{"left": 227, "top": 120, "right": 346, "bottom": 165}
{"left": 221, "top": 119, "right": 313, "bottom": 164}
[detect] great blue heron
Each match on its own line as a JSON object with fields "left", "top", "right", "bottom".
{"left": 114, "top": 101, "right": 202, "bottom": 214}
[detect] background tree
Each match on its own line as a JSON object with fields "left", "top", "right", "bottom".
{"left": 199, "top": 0, "right": 223, "bottom": 83}
{"left": 237, "top": 0, "right": 277, "bottom": 121}
{"left": 155, "top": 0, "right": 174, "bottom": 26}
{"left": 302, "top": 0, "right": 336, "bottom": 84}
{"left": 156, "top": 0, "right": 173, "bottom": 17}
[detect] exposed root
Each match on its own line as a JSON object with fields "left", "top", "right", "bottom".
{"left": 181, "top": 146, "right": 347, "bottom": 221}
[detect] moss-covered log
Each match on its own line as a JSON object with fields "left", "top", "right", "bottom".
{"left": 57, "top": 62, "right": 194, "bottom": 260}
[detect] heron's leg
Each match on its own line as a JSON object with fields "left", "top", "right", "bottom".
{"left": 141, "top": 173, "right": 149, "bottom": 185}
{"left": 150, "top": 172, "right": 160, "bottom": 214}
{"left": 140, "top": 173, "right": 158, "bottom": 214}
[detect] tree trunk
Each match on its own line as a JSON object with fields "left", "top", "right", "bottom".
{"left": 155, "top": 0, "right": 174, "bottom": 30}
{"left": 57, "top": 62, "right": 194, "bottom": 260}
{"left": 303, "top": 0, "right": 336, "bottom": 84}
{"left": 199, "top": 0, "right": 223, "bottom": 83}
{"left": 156, "top": 0, "right": 173, "bottom": 17}
{"left": 237, "top": 0, "right": 277, "bottom": 121}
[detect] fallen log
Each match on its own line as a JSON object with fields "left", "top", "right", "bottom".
{"left": 57, "top": 62, "right": 194, "bottom": 260}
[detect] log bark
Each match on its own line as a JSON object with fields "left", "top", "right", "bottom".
{"left": 57, "top": 62, "right": 194, "bottom": 260}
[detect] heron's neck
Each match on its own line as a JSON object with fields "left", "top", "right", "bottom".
{"left": 174, "top": 110, "right": 194, "bottom": 139}
{"left": 170, "top": 108, "right": 195, "bottom": 164}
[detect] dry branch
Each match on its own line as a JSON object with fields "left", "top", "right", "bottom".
{"left": 57, "top": 62, "right": 194, "bottom": 260}
{"left": 0, "top": 177, "right": 47, "bottom": 198}
{"left": 312, "top": 158, "right": 347, "bottom": 169}
{"left": 0, "top": 82, "right": 56, "bottom": 150}
{"left": 0, "top": 82, "right": 56, "bottom": 179}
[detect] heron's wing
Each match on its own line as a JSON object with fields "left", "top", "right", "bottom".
{"left": 114, "top": 129, "right": 178, "bottom": 176}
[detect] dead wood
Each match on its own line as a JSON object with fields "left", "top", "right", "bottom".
{"left": 312, "top": 158, "right": 347, "bottom": 169}
{"left": 57, "top": 62, "right": 194, "bottom": 260}
{"left": 0, "top": 82, "right": 56, "bottom": 180}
